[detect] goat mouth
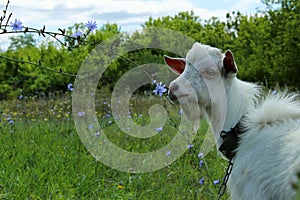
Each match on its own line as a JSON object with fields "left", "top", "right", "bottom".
{"left": 176, "top": 94, "right": 189, "bottom": 99}
{"left": 167, "top": 93, "right": 189, "bottom": 104}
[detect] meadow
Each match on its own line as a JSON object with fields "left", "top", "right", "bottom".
{"left": 0, "top": 92, "right": 229, "bottom": 200}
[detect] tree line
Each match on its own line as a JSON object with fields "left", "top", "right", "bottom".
{"left": 0, "top": 0, "right": 299, "bottom": 99}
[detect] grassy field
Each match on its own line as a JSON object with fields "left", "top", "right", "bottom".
{"left": 0, "top": 93, "right": 229, "bottom": 200}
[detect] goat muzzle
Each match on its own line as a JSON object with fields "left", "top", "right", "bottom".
{"left": 167, "top": 90, "right": 178, "bottom": 103}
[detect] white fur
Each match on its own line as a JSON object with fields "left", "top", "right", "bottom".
{"left": 166, "top": 43, "right": 300, "bottom": 200}
{"left": 230, "top": 92, "right": 300, "bottom": 200}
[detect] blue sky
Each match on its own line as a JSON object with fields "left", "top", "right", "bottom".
{"left": 0, "top": 0, "right": 266, "bottom": 49}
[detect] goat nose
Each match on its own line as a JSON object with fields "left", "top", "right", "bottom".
{"left": 168, "top": 90, "right": 178, "bottom": 102}
{"left": 169, "top": 83, "right": 179, "bottom": 93}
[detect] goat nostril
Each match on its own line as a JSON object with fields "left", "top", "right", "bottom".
{"left": 168, "top": 90, "right": 178, "bottom": 102}
{"left": 170, "top": 83, "right": 179, "bottom": 92}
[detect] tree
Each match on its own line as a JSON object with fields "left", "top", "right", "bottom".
{"left": 8, "top": 34, "right": 36, "bottom": 50}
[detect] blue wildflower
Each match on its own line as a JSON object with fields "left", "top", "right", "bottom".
{"left": 187, "top": 144, "right": 194, "bottom": 149}
{"left": 78, "top": 111, "right": 85, "bottom": 117}
{"left": 178, "top": 109, "right": 183, "bottom": 115}
{"left": 213, "top": 180, "right": 220, "bottom": 185}
{"left": 71, "top": 31, "right": 83, "bottom": 38}
{"left": 199, "top": 178, "right": 205, "bottom": 185}
{"left": 95, "top": 131, "right": 100, "bottom": 137}
{"left": 19, "top": 95, "right": 23, "bottom": 99}
{"left": 6, "top": 117, "right": 14, "bottom": 125}
{"left": 10, "top": 19, "right": 23, "bottom": 31}
{"left": 85, "top": 20, "right": 97, "bottom": 31}
{"left": 67, "top": 83, "right": 73, "bottom": 91}
{"left": 199, "top": 160, "right": 204, "bottom": 167}
{"left": 156, "top": 127, "right": 163, "bottom": 132}
{"left": 88, "top": 124, "right": 94, "bottom": 129}
{"left": 153, "top": 82, "right": 167, "bottom": 96}
{"left": 198, "top": 152, "right": 204, "bottom": 159}
{"left": 166, "top": 150, "right": 171, "bottom": 156}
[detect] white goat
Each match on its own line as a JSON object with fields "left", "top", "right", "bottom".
{"left": 164, "top": 42, "right": 300, "bottom": 200}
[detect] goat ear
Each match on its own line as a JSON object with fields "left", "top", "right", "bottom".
{"left": 164, "top": 55, "right": 186, "bottom": 74}
{"left": 223, "top": 50, "right": 237, "bottom": 76}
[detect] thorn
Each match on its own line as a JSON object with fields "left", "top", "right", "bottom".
{"left": 58, "top": 28, "right": 65, "bottom": 34}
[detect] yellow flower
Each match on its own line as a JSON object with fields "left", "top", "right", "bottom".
{"left": 117, "top": 185, "right": 124, "bottom": 189}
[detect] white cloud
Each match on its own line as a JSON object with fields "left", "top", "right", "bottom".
{"left": 193, "top": 8, "right": 228, "bottom": 22}
{"left": 233, "top": 0, "right": 262, "bottom": 13}
{"left": 0, "top": 0, "right": 265, "bottom": 50}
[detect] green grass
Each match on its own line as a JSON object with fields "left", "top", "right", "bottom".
{"left": 0, "top": 94, "right": 229, "bottom": 200}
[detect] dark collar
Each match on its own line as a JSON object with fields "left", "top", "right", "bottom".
{"left": 218, "top": 120, "right": 245, "bottom": 160}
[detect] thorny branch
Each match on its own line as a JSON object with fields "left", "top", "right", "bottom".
{"left": 0, "top": 0, "right": 101, "bottom": 77}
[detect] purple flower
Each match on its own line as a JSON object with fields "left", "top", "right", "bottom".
{"left": 166, "top": 150, "right": 171, "bottom": 156}
{"left": 199, "top": 160, "right": 204, "bottom": 167}
{"left": 95, "top": 131, "right": 100, "bottom": 136}
{"left": 156, "top": 127, "right": 163, "bottom": 132}
{"left": 67, "top": 83, "right": 73, "bottom": 91}
{"left": 6, "top": 117, "right": 14, "bottom": 125}
{"left": 88, "top": 124, "right": 94, "bottom": 129}
{"left": 85, "top": 20, "right": 97, "bottom": 31}
{"left": 77, "top": 111, "right": 85, "bottom": 117}
{"left": 198, "top": 152, "right": 204, "bottom": 159}
{"left": 199, "top": 178, "right": 205, "bottom": 185}
{"left": 10, "top": 19, "right": 23, "bottom": 31}
{"left": 71, "top": 31, "right": 83, "bottom": 38}
{"left": 153, "top": 82, "right": 167, "bottom": 96}
{"left": 213, "top": 180, "right": 220, "bottom": 185}
{"left": 178, "top": 109, "right": 183, "bottom": 115}
{"left": 187, "top": 144, "right": 194, "bottom": 149}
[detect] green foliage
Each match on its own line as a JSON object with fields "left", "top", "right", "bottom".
{"left": 1, "top": 0, "right": 299, "bottom": 99}
{"left": 8, "top": 34, "right": 36, "bottom": 50}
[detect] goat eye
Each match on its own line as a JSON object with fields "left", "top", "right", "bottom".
{"left": 198, "top": 68, "right": 216, "bottom": 79}
{"left": 202, "top": 69, "right": 215, "bottom": 79}
{"left": 207, "top": 69, "right": 215, "bottom": 76}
